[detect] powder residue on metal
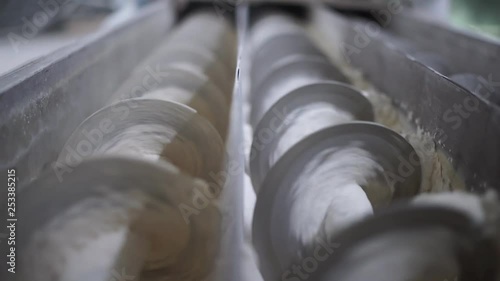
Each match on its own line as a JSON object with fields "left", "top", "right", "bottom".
{"left": 308, "top": 24, "right": 465, "bottom": 194}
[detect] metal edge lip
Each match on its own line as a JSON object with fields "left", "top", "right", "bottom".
{"left": 446, "top": 73, "right": 500, "bottom": 108}
{"left": 57, "top": 98, "right": 225, "bottom": 181}
{"left": 249, "top": 81, "right": 375, "bottom": 191}
{"left": 376, "top": 23, "right": 458, "bottom": 78}
{"left": 382, "top": 35, "right": 451, "bottom": 77}
{"left": 309, "top": 204, "right": 493, "bottom": 281}
{"left": 252, "top": 121, "right": 421, "bottom": 280}
{"left": 391, "top": 11, "right": 500, "bottom": 78}
{"left": 407, "top": 51, "right": 452, "bottom": 76}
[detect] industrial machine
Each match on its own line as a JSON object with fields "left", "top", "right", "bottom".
{"left": 0, "top": 1, "right": 499, "bottom": 281}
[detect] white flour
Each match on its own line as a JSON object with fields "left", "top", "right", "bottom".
{"left": 307, "top": 23, "right": 466, "bottom": 194}
{"left": 270, "top": 102, "right": 354, "bottom": 166}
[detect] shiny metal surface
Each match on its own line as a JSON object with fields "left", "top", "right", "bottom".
{"left": 253, "top": 122, "right": 421, "bottom": 281}
{"left": 411, "top": 51, "right": 451, "bottom": 75}
{"left": 250, "top": 56, "right": 349, "bottom": 127}
{"left": 58, "top": 99, "right": 225, "bottom": 184}
{"left": 18, "top": 156, "right": 221, "bottom": 281}
{"left": 450, "top": 73, "right": 500, "bottom": 106}
{"left": 250, "top": 81, "right": 374, "bottom": 190}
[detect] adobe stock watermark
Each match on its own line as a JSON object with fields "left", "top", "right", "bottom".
{"left": 383, "top": 149, "right": 423, "bottom": 187}
{"left": 443, "top": 74, "right": 500, "bottom": 130}
{"left": 177, "top": 167, "right": 229, "bottom": 224}
{"left": 51, "top": 64, "right": 171, "bottom": 182}
{"left": 249, "top": 107, "right": 291, "bottom": 157}
{"left": 7, "top": 0, "right": 77, "bottom": 53}
{"left": 282, "top": 236, "right": 340, "bottom": 281}
{"left": 341, "top": 0, "right": 406, "bottom": 63}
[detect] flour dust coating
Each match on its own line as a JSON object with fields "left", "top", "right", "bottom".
{"left": 308, "top": 22, "right": 466, "bottom": 194}
{"left": 18, "top": 10, "right": 237, "bottom": 281}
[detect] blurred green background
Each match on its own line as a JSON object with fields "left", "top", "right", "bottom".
{"left": 451, "top": 0, "right": 500, "bottom": 39}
